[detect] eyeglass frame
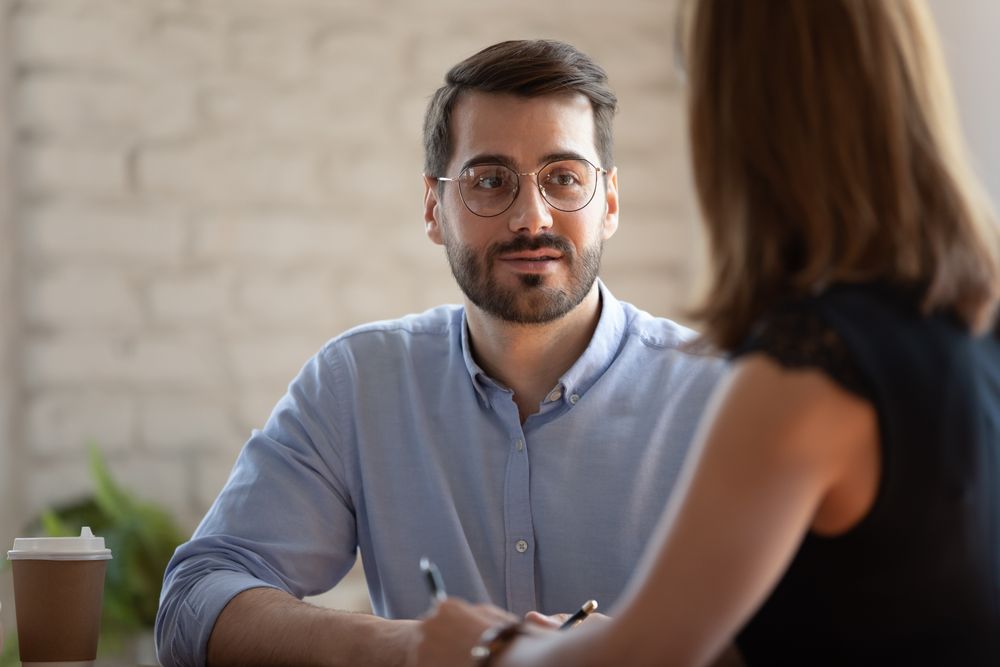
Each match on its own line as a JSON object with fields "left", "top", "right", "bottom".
{"left": 430, "top": 157, "right": 611, "bottom": 218}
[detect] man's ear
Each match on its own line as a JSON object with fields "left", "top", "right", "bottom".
{"left": 423, "top": 174, "right": 445, "bottom": 246}
{"left": 601, "top": 167, "right": 620, "bottom": 240}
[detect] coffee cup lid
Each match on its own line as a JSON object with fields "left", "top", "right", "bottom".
{"left": 7, "top": 526, "right": 112, "bottom": 561}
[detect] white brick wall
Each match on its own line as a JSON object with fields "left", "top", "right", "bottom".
{"left": 149, "top": 270, "right": 232, "bottom": 324}
{"left": 27, "top": 390, "right": 136, "bottom": 456}
{"left": 28, "top": 266, "right": 145, "bottom": 331}
{"left": 4, "top": 0, "right": 694, "bottom": 618}
{"left": 25, "top": 334, "right": 226, "bottom": 388}
{"left": 23, "top": 202, "right": 189, "bottom": 264}
{"left": 139, "top": 392, "right": 241, "bottom": 455}
{"left": 21, "top": 143, "right": 129, "bottom": 198}
{"left": 1, "top": 0, "right": 22, "bottom": 639}
{"left": 17, "top": 76, "right": 199, "bottom": 144}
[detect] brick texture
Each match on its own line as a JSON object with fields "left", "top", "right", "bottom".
{"left": 1, "top": 0, "right": 22, "bottom": 636}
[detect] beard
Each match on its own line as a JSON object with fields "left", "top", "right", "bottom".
{"left": 443, "top": 230, "right": 604, "bottom": 325}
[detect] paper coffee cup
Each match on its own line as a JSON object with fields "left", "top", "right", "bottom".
{"left": 7, "top": 527, "right": 112, "bottom": 667}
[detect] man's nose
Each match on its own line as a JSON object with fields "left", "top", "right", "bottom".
{"left": 507, "top": 179, "right": 553, "bottom": 236}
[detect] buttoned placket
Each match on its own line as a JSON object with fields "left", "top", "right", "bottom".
{"left": 493, "top": 390, "right": 538, "bottom": 616}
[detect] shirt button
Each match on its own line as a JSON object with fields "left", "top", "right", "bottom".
{"left": 569, "top": 393, "right": 579, "bottom": 404}
{"left": 547, "top": 389, "right": 563, "bottom": 402}
{"left": 515, "top": 539, "right": 529, "bottom": 553}
{"left": 515, "top": 438, "right": 524, "bottom": 451}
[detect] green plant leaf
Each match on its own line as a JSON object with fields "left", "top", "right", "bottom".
{"left": 40, "top": 509, "right": 73, "bottom": 537}
{"left": 88, "top": 444, "right": 133, "bottom": 522}
{"left": 0, "top": 632, "right": 19, "bottom": 667}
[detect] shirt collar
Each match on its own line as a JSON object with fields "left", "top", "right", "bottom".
{"left": 460, "top": 311, "right": 496, "bottom": 404}
{"left": 551, "top": 279, "right": 626, "bottom": 406}
{"left": 460, "top": 279, "right": 628, "bottom": 407}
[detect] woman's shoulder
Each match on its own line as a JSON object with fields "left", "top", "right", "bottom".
{"left": 733, "top": 288, "right": 875, "bottom": 400}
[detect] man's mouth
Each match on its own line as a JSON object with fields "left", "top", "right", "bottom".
{"left": 496, "top": 250, "right": 563, "bottom": 274}
{"left": 499, "top": 250, "right": 564, "bottom": 262}
{"left": 489, "top": 234, "right": 572, "bottom": 275}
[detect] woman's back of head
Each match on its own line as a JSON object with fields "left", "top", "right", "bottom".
{"left": 682, "top": 0, "right": 1000, "bottom": 349}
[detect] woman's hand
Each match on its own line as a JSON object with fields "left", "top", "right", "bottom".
{"left": 411, "top": 598, "right": 518, "bottom": 667}
{"left": 524, "top": 610, "right": 610, "bottom": 630}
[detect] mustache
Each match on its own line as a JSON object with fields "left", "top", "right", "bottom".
{"left": 487, "top": 234, "right": 574, "bottom": 260}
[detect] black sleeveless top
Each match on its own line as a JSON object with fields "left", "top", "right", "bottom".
{"left": 732, "top": 284, "right": 1000, "bottom": 665}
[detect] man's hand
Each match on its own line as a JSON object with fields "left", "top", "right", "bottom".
{"left": 410, "top": 598, "right": 518, "bottom": 667}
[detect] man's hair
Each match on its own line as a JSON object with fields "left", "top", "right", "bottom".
{"left": 682, "top": 0, "right": 1000, "bottom": 349}
{"left": 423, "top": 40, "right": 618, "bottom": 178}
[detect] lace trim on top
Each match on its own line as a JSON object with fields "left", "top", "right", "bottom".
{"left": 737, "top": 308, "right": 873, "bottom": 400}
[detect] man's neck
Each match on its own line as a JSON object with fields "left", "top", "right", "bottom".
{"left": 466, "top": 285, "right": 602, "bottom": 423}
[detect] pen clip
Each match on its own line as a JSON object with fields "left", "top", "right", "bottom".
{"left": 419, "top": 557, "right": 447, "bottom": 603}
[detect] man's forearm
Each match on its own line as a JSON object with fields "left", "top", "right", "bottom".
{"left": 206, "top": 587, "right": 418, "bottom": 667}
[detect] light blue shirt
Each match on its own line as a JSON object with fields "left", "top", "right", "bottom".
{"left": 155, "top": 281, "right": 727, "bottom": 667}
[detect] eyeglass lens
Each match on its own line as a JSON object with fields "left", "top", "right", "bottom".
{"left": 457, "top": 159, "right": 600, "bottom": 217}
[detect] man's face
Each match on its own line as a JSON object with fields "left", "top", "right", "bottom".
{"left": 423, "top": 91, "right": 619, "bottom": 324}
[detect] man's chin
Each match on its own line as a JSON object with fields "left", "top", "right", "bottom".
{"left": 481, "top": 288, "right": 579, "bottom": 325}
{"left": 517, "top": 273, "right": 544, "bottom": 288}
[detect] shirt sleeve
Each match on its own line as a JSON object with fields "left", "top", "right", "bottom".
{"left": 155, "top": 345, "right": 360, "bottom": 667}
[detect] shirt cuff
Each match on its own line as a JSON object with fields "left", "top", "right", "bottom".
{"left": 158, "top": 571, "right": 282, "bottom": 667}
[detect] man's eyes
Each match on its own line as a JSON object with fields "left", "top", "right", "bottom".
{"left": 463, "top": 167, "right": 513, "bottom": 190}
{"left": 477, "top": 174, "right": 509, "bottom": 189}
{"left": 546, "top": 171, "right": 583, "bottom": 187}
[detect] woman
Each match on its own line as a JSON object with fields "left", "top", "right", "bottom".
{"left": 412, "top": 1, "right": 1000, "bottom": 665}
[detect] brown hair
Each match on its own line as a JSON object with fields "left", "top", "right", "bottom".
{"left": 423, "top": 40, "right": 618, "bottom": 178}
{"left": 682, "top": 0, "right": 1000, "bottom": 350}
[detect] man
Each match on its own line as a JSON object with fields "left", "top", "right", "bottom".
{"left": 155, "top": 40, "right": 726, "bottom": 667}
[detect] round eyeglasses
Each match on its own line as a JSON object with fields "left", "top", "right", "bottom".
{"left": 433, "top": 158, "right": 609, "bottom": 218}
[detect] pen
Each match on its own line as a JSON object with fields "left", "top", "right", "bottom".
{"left": 559, "top": 599, "right": 598, "bottom": 630}
{"left": 419, "top": 557, "right": 447, "bottom": 603}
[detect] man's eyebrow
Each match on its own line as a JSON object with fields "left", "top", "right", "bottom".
{"left": 537, "top": 151, "right": 589, "bottom": 165}
{"left": 459, "top": 151, "right": 593, "bottom": 173}
{"left": 459, "top": 154, "right": 517, "bottom": 171}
